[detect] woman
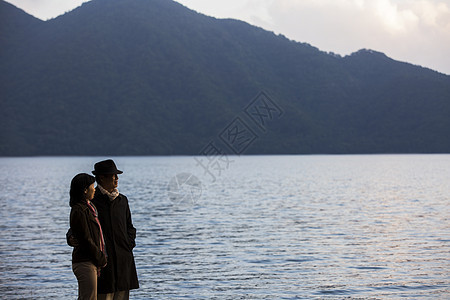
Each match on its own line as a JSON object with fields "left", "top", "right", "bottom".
{"left": 69, "top": 173, "right": 107, "bottom": 300}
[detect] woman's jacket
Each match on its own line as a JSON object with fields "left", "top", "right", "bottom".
{"left": 70, "top": 202, "right": 107, "bottom": 267}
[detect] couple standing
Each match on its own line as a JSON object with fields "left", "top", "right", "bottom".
{"left": 68, "top": 159, "right": 139, "bottom": 300}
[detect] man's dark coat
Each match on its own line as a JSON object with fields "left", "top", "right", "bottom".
{"left": 92, "top": 190, "right": 139, "bottom": 294}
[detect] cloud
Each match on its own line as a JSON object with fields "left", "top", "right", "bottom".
{"left": 373, "top": 0, "right": 418, "bottom": 33}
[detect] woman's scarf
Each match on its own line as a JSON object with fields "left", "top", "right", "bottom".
{"left": 86, "top": 201, "right": 106, "bottom": 255}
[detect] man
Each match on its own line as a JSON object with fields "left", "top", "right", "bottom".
{"left": 69, "top": 159, "right": 139, "bottom": 299}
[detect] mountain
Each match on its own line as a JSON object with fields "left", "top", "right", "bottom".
{"left": 1, "top": 0, "right": 450, "bottom": 156}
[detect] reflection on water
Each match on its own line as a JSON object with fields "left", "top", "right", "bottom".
{"left": 0, "top": 155, "right": 449, "bottom": 299}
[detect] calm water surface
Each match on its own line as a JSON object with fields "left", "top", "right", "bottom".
{"left": 0, "top": 155, "right": 449, "bottom": 299}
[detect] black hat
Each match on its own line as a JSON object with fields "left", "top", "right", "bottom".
{"left": 92, "top": 159, "right": 123, "bottom": 175}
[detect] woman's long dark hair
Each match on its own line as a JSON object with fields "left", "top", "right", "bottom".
{"left": 70, "top": 173, "right": 95, "bottom": 207}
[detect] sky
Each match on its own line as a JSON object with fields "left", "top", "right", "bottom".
{"left": 5, "top": 0, "right": 450, "bottom": 75}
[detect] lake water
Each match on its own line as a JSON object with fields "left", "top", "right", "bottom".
{"left": 0, "top": 155, "right": 449, "bottom": 299}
